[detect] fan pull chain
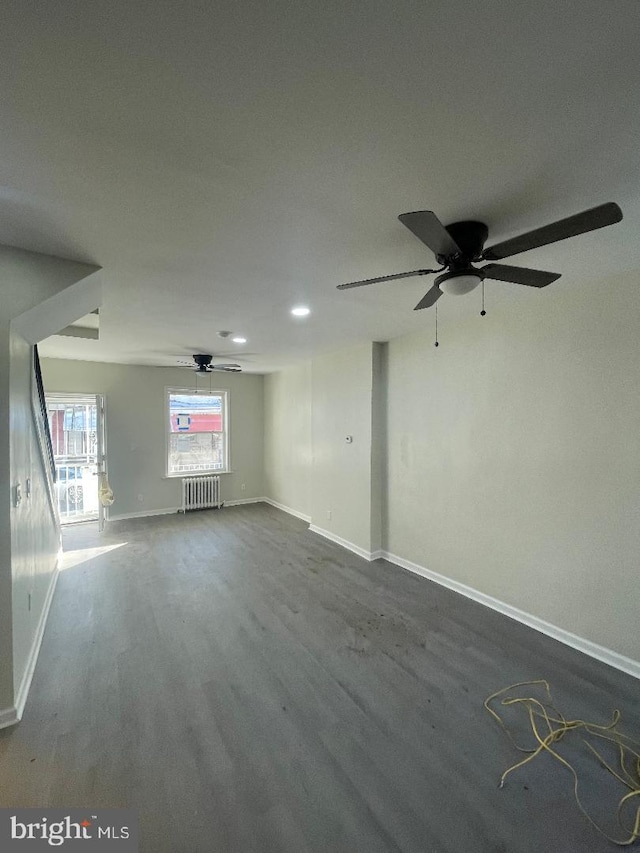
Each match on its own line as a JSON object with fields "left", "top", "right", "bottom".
{"left": 434, "top": 302, "right": 439, "bottom": 348}
{"left": 481, "top": 280, "right": 486, "bottom": 316}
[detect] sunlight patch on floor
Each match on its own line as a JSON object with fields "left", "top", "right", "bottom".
{"left": 60, "top": 542, "right": 127, "bottom": 571}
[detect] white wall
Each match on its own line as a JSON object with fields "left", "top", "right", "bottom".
{"left": 310, "top": 343, "right": 379, "bottom": 553}
{"left": 263, "top": 362, "right": 312, "bottom": 518}
{"left": 263, "top": 342, "right": 382, "bottom": 555}
{"left": 41, "top": 359, "right": 265, "bottom": 517}
{"left": 9, "top": 332, "right": 61, "bottom": 704}
{"left": 0, "top": 244, "right": 99, "bottom": 723}
{"left": 385, "top": 270, "right": 640, "bottom": 663}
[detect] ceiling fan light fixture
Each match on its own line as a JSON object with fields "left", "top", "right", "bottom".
{"left": 436, "top": 269, "right": 484, "bottom": 296}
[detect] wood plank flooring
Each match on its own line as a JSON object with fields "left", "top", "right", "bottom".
{"left": 1, "top": 503, "right": 638, "bottom": 852}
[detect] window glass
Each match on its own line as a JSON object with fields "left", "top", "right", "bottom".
{"left": 167, "top": 391, "right": 227, "bottom": 475}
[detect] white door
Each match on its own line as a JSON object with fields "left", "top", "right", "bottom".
{"left": 46, "top": 393, "right": 103, "bottom": 525}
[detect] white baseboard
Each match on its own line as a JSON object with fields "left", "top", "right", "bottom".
{"left": 107, "top": 506, "right": 180, "bottom": 522}
{"left": 7, "top": 554, "right": 62, "bottom": 728}
{"left": 263, "top": 498, "right": 312, "bottom": 524}
{"left": 224, "top": 497, "right": 265, "bottom": 507}
{"left": 0, "top": 705, "right": 19, "bottom": 729}
{"left": 380, "top": 550, "right": 640, "bottom": 682}
{"left": 309, "top": 525, "right": 376, "bottom": 562}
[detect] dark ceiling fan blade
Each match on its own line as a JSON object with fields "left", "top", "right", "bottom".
{"left": 413, "top": 284, "right": 443, "bottom": 310}
{"left": 337, "top": 268, "right": 437, "bottom": 289}
{"left": 398, "top": 211, "right": 462, "bottom": 258}
{"left": 483, "top": 202, "right": 622, "bottom": 261}
{"left": 481, "top": 263, "right": 561, "bottom": 288}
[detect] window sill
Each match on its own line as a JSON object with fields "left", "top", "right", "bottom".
{"left": 164, "top": 471, "right": 232, "bottom": 479}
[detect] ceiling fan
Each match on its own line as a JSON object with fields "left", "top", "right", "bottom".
{"left": 338, "top": 202, "right": 623, "bottom": 310}
{"left": 180, "top": 354, "right": 242, "bottom": 373}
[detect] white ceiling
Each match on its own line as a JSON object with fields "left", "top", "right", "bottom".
{"left": 3, "top": 0, "right": 639, "bottom": 372}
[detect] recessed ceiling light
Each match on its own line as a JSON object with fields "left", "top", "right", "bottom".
{"left": 231, "top": 336, "right": 247, "bottom": 344}
{"left": 291, "top": 306, "right": 310, "bottom": 317}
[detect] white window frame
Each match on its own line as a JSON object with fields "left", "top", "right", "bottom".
{"left": 165, "top": 387, "right": 230, "bottom": 478}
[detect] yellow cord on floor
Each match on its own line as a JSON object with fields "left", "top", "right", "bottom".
{"left": 485, "top": 680, "right": 640, "bottom": 846}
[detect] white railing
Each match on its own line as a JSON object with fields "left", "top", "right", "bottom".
{"left": 32, "top": 347, "right": 59, "bottom": 526}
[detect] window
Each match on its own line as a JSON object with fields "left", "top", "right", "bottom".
{"left": 166, "top": 389, "right": 228, "bottom": 476}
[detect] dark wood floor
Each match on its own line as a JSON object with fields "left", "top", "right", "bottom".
{"left": 1, "top": 504, "right": 638, "bottom": 852}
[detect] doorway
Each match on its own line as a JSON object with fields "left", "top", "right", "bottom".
{"left": 45, "top": 393, "right": 106, "bottom": 526}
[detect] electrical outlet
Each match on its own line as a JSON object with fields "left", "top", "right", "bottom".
{"left": 327, "top": 510, "right": 332, "bottom": 520}
{"left": 241, "top": 483, "right": 246, "bottom": 491}
{"left": 28, "top": 593, "right": 31, "bottom": 612}
{"left": 137, "top": 494, "right": 144, "bottom": 502}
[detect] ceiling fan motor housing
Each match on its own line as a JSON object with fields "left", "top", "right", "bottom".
{"left": 434, "top": 221, "right": 488, "bottom": 295}
{"left": 193, "top": 354, "right": 213, "bottom": 369}
{"left": 437, "top": 220, "right": 489, "bottom": 266}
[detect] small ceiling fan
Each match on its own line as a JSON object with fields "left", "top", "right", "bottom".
{"left": 338, "top": 202, "right": 623, "bottom": 310}
{"left": 180, "top": 354, "right": 242, "bottom": 373}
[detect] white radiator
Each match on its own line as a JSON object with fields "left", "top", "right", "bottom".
{"left": 181, "top": 475, "right": 221, "bottom": 512}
